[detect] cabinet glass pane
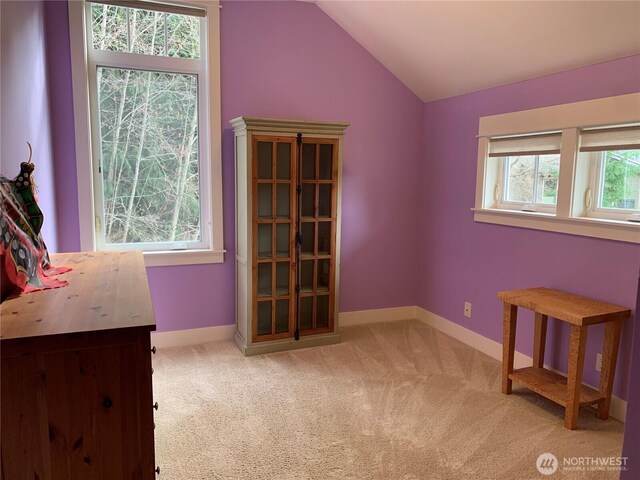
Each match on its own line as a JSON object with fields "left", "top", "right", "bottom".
{"left": 318, "top": 222, "right": 331, "bottom": 255}
{"left": 257, "top": 301, "right": 272, "bottom": 336}
{"left": 258, "top": 262, "right": 272, "bottom": 297}
{"left": 319, "top": 184, "right": 331, "bottom": 218}
{"left": 302, "top": 143, "right": 315, "bottom": 180}
{"left": 316, "top": 295, "right": 329, "bottom": 328}
{"left": 302, "top": 184, "right": 315, "bottom": 218}
{"left": 319, "top": 144, "right": 333, "bottom": 180}
{"left": 257, "top": 141, "right": 272, "bottom": 179}
{"left": 258, "top": 183, "right": 272, "bottom": 219}
{"left": 300, "top": 260, "right": 314, "bottom": 293}
{"left": 301, "top": 222, "right": 315, "bottom": 256}
{"left": 317, "top": 259, "right": 330, "bottom": 292}
{"left": 275, "top": 223, "right": 290, "bottom": 258}
{"left": 276, "top": 262, "right": 289, "bottom": 296}
{"left": 275, "top": 299, "right": 289, "bottom": 334}
{"left": 276, "top": 184, "right": 290, "bottom": 218}
{"left": 276, "top": 142, "right": 291, "bottom": 180}
{"left": 299, "top": 296, "right": 313, "bottom": 330}
{"left": 257, "top": 223, "right": 272, "bottom": 258}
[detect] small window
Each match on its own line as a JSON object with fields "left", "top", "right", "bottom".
{"left": 580, "top": 126, "right": 640, "bottom": 221}
{"left": 489, "top": 132, "right": 561, "bottom": 213}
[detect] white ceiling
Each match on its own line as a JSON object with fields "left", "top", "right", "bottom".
{"left": 314, "top": 1, "right": 640, "bottom": 102}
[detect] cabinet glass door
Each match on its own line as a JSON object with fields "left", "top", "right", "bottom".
{"left": 298, "top": 139, "right": 338, "bottom": 336}
{"left": 253, "top": 138, "right": 295, "bottom": 341}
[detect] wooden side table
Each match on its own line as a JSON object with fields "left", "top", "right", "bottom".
{"left": 498, "top": 287, "right": 631, "bottom": 430}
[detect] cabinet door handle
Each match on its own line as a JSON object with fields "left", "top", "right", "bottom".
{"left": 155, "top": 466, "right": 160, "bottom": 475}
{"left": 151, "top": 346, "right": 157, "bottom": 355}
{"left": 153, "top": 402, "right": 159, "bottom": 411}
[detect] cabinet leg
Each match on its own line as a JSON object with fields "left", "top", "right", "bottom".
{"left": 533, "top": 313, "right": 548, "bottom": 368}
{"left": 565, "top": 325, "right": 587, "bottom": 430}
{"left": 502, "top": 303, "right": 517, "bottom": 395}
{"left": 597, "top": 319, "right": 622, "bottom": 420}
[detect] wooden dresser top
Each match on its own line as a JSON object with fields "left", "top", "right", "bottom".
{"left": 1, "top": 251, "right": 156, "bottom": 341}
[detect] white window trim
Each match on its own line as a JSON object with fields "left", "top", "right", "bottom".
{"left": 474, "top": 93, "right": 640, "bottom": 244}
{"left": 68, "top": 0, "right": 224, "bottom": 267}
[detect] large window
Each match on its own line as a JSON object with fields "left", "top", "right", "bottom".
{"left": 69, "top": 0, "right": 223, "bottom": 266}
{"left": 474, "top": 93, "right": 640, "bottom": 243}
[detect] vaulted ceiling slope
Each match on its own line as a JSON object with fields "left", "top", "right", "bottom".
{"left": 314, "top": 1, "right": 640, "bottom": 102}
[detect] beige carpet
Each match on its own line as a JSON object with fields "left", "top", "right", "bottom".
{"left": 153, "top": 320, "right": 625, "bottom": 479}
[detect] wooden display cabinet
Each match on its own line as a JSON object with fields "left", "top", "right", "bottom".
{"left": 231, "top": 117, "right": 349, "bottom": 356}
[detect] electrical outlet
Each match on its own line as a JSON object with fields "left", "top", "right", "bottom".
{"left": 596, "top": 353, "right": 602, "bottom": 372}
{"left": 464, "top": 302, "right": 472, "bottom": 318}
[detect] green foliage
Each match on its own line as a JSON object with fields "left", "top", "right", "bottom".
{"left": 601, "top": 150, "right": 640, "bottom": 209}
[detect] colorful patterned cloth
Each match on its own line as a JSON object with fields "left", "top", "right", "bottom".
{"left": 0, "top": 162, "right": 71, "bottom": 294}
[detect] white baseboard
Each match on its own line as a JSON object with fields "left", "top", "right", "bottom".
{"left": 339, "top": 306, "right": 417, "bottom": 326}
{"left": 415, "top": 306, "right": 627, "bottom": 423}
{"left": 151, "top": 324, "right": 235, "bottom": 349}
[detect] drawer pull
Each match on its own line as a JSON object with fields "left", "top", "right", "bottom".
{"left": 151, "top": 346, "right": 157, "bottom": 355}
{"left": 155, "top": 466, "right": 160, "bottom": 475}
{"left": 153, "top": 402, "right": 159, "bottom": 411}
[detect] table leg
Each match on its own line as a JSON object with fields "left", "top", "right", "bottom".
{"left": 597, "top": 319, "right": 623, "bottom": 420}
{"left": 533, "top": 313, "right": 548, "bottom": 368}
{"left": 565, "top": 324, "right": 588, "bottom": 430}
{"left": 502, "top": 303, "right": 517, "bottom": 395}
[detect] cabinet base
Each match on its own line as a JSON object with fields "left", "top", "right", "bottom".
{"left": 234, "top": 331, "right": 341, "bottom": 356}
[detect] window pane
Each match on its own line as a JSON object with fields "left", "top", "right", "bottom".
{"left": 316, "top": 295, "right": 329, "bottom": 329}
{"left": 129, "top": 9, "right": 166, "bottom": 56}
{"left": 257, "top": 142, "right": 272, "bottom": 180}
{"left": 91, "top": 4, "right": 200, "bottom": 59}
{"left": 535, "top": 154, "right": 559, "bottom": 205}
{"left": 299, "top": 297, "right": 313, "bottom": 330}
{"left": 97, "top": 67, "right": 200, "bottom": 244}
{"left": 91, "top": 4, "right": 127, "bottom": 52}
{"left": 505, "top": 156, "right": 534, "bottom": 203}
{"left": 167, "top": 13, "right": 200, "bottom": 59}
{"left": 257, "top": 301, "right": 272, "bottom": 336}
{"left": 319, "top": 144, "right": 333, "bottom": 180}
{"left": 599, "top": 150, "right": 640, "bottom": 210}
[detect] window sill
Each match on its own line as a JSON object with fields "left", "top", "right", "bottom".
{"left": 143, "top": 249, "right": 225, "bottom": 267}
{"left": 472, "top": 208, "right": 639, "bottom": 244}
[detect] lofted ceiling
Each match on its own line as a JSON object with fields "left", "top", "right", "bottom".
{"left": 313, "top": 1, "right": 640, "bottom": 102}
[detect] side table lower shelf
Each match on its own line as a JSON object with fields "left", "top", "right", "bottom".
{"left": 510, "top": 367, "right": 604, "bottom": 408}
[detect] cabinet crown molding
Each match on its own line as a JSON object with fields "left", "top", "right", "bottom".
{"left": 230, "top": 116, "right": 350, "bottom": 135}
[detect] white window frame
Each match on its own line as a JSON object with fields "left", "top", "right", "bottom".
{"left": 68, "top": 0, "right": 224, "bottom": 266}
{"left": 474, "top": 93, "right": 640, "bottom": 244}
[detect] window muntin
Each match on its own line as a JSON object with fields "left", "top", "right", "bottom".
{"left": 86, "top": 1, "right": 210, "bottom": 252}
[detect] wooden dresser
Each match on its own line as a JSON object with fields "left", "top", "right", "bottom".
{"left": 1, "top": 251, "right": 158, "bottom": 479}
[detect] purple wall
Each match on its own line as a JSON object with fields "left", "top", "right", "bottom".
{"left": 44, "top": 0, "right": 424, "bottom": 331}
{"left": 1, "top": 0, "right": 58, "bottom": 252}
{"left": 43, "top": 0, "right": 81, "bottom": 253}
{"left": 420, "top": 55, "right": 640, "bottom": 400}
{"left": 622, "top": 272, "right": 640, "bottom": 478}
